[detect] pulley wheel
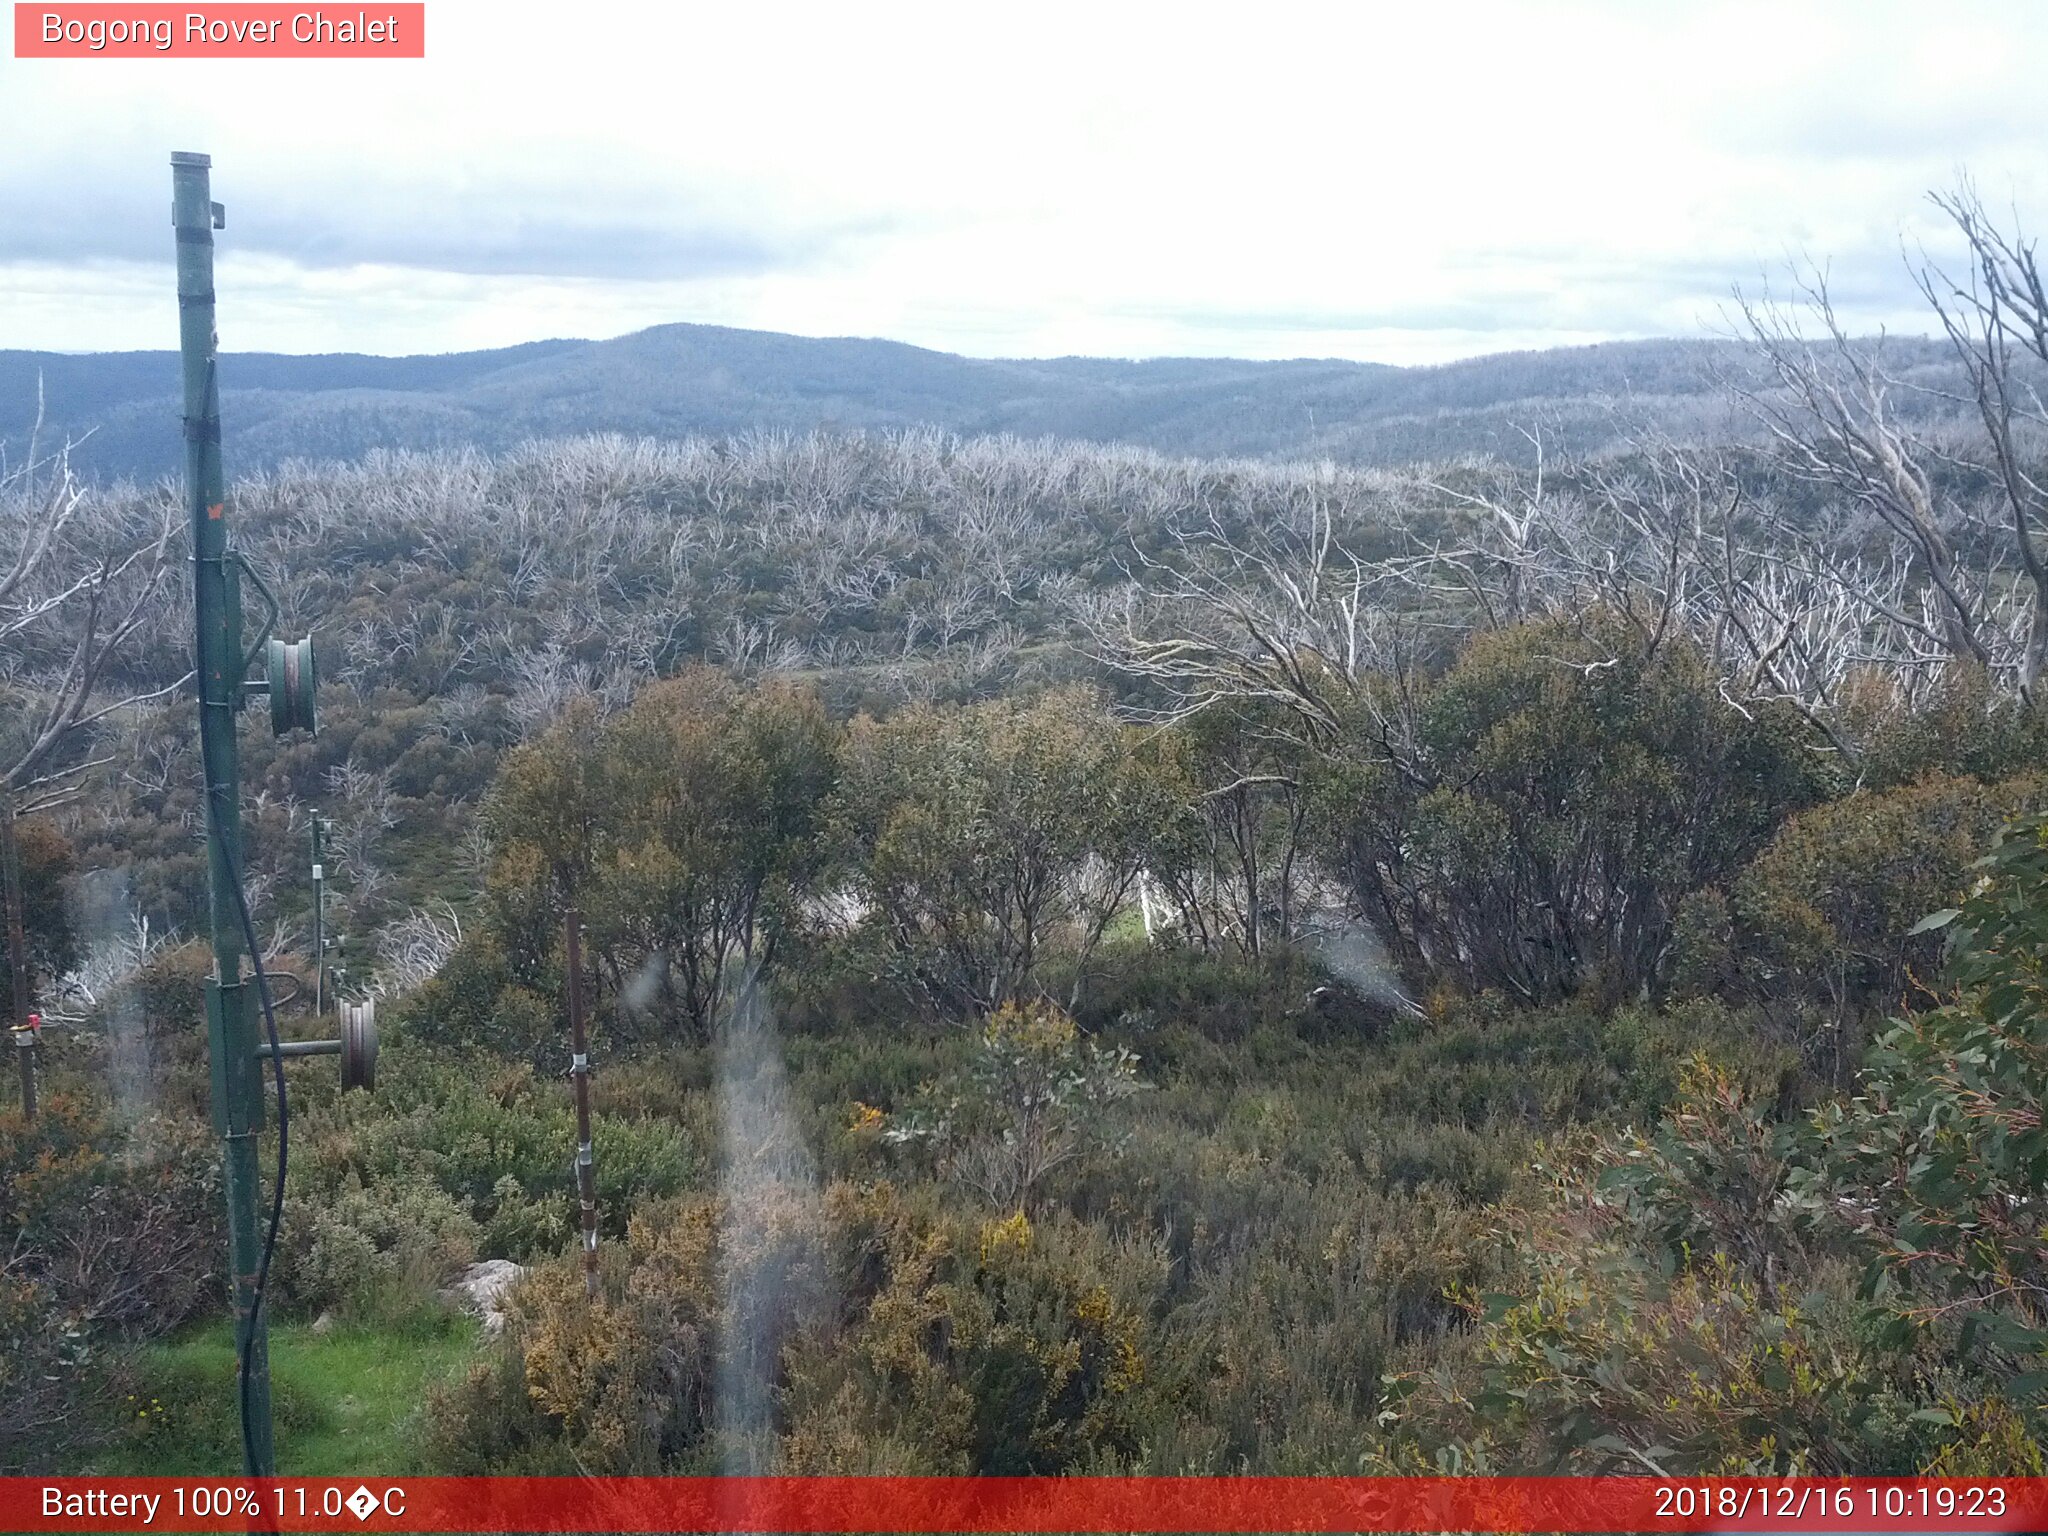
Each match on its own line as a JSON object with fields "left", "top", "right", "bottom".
{"left": 266, "top": 635, "right": 318, "bottom": 737}
{"left": 339, "top": 998, "right": 377, "bottom": 1092}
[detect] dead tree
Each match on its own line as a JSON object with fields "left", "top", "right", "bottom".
{"left": 1731, "top": 272, "right": 1994, "bottom": 679}
{"left": 1079, "top": 483, "right": 1439, "bottom": 784}
{"left": 2, "top": 445, "right": 183, "bottom": 808}
{"left": 1917, "top": 179, "right": 2048, "bottom": 702}
{"left": 1, "top": 415, "right": 182, "bottom": 1113}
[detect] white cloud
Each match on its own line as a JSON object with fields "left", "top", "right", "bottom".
{"left": 2, "top": 0, "right": 2045, "bottom": 361}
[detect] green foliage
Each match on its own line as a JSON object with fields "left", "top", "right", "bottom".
{"left": 0, "top": 1098, "right": 221, "bottom": 1471}
{"left": 1314, "top": 614, "right": 1826, "bottom": 1004}
{"left": 0, "top": 1270, "right": 93, "bottom": 1472}
{"left": 287, "top": 1040, "right": 699, "bottom": 1256}
{"left": 1382, "top": 1079, "right": 1998, "bottom": 1477}
{"left": 412, "top": 939, "right": 1765, "bottom": 1479}
{"left": 833, "top": 688, "right": 1175, "bottom": 1013}
{"left": 1068, "top": 938, "right": 1308, "bottom": 1046}
{"left": 1407, "top": 1247, "right": 1880, "bottom": 1474}
{"left": 1397, "top": 805, "right": 2048, "bottom": 1478}
{"left": 438, "top": 1179, "right": 1161, "bottom": 1477}
{"left": 1842, "top": 665, "right": 2048, "bottom": 789}
{"left": 1138, "top": 701, "right": 1313, "bottom": 958}
{"left": 402, "top": 930, "right": 558, "bottom": 1062}
{"left": 783, "top": 1192, "right": 1158, "bottom": 1475}
{"left": 0, "top": 816, "right": 79, "bottom": 1005}
{"left": 129, "top": 941, "right": 211, "bottom": 1037}
{"left": 277, "top": 1172, "right": 479, "bottom": 1325}
{"left": 1594, "top": 1057, "right": 1812, "bottom": 1285}
{"left": 480, "top": 1172, "right": 572, "bottom": 1259}
{"left": 429, "top": 1190, "right": 731, "bottom": 1474}
{"left": 483, "top": 670, "right": 837, "bottom": 1038}
{"left": 1803, "top": 809, "right": 2048, "bottom": 1391}
{"left": 885, "top": 1000, "right": 1142, "bottom": 1211}
{"left": 0, "top": 1101, "right": 222, "bottom": 1337}
{"left": 1700, "top": 772, "right": 2043, "bottom": 1072}
{"left": 49, "top": 403, "right": 2048, "bottom": 1483}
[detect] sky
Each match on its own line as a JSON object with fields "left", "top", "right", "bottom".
{"left": 3, "top": 0, "right": 2047, "bottom": 365}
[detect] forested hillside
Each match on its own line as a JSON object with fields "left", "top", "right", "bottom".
{"left": 9, "top": 195, "right": 2048, "bottom": 1481}
{"left": 1, "top": 324, "right": 1970, "bottom": 484}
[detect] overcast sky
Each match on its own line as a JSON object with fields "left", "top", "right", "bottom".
{"left": 4, "top": 0, "right": 2047, "bottom": 364}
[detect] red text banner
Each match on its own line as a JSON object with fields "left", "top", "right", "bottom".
{"left": 2, "top": 1476, "right": 2044, "bottom": 1533}
{"left": 14, "top": 5, "right": 424, "bottom": 57}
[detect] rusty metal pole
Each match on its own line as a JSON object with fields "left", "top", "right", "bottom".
{"left": 3, "top": 799, "right": 35, "bottom": 1119}
{"left": 310, "top": 817, "right": 323, "bottom": 1017}
{"left": 565, "top": 908, "right": 599, "bottom": 1298}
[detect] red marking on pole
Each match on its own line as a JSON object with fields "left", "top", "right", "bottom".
{"left": 207, "top": 503, "right": 224, "bottom": 518}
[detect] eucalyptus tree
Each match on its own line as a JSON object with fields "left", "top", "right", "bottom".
{"left": 831, "top": 688, "right": 1177, "bottom": 1015}
{"left": 482, "top": 671, "right": 837, "bottom": 1039}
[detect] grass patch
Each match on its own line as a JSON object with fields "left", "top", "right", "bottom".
{"left": 98, "top": 1315, "right": 480, "bottom": 1476}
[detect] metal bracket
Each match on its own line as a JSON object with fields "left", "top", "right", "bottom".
{"left": 232, "top": 552, "right": 281, "bottom": 673}
{"left": 253, "top": 998, "right": 375, "bottom": 1093}
{"left": 229, "top": 554, "right": 316, "bottom": 737}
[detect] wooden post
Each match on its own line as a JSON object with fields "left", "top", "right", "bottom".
{"left": 565, "top": 908, "right": 599, "bottom": 1298}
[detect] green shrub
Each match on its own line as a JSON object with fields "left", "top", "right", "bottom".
{"left": 1594, "top": 1057, "right": 1815, "bottom": 1286}
{"left": 290, "top": 1042, "right": 699, "bottom": 1236}
{"left": 0, "top": 817, "right": 78, "bottom": 1004}
{"left": 1843, "top": 665, "right": 2048, "bottom": 789}
{"left": 427, "top": 1191, "right": 734, "bottom": 1474}
{"left": 1391, "top": 1245, "right": 1881, "bottom": 1474}
{"left": 0, "top": 1099, "right": 221, "bottom": 1471}
{"left": 82, "top": 943, "right": 215, "bottom": 1118}
{"left": 0, "top": 1270, "right": 92, "bottom": 1473}
{"left": 1068, "top": 941, "right": 1310, "bottom": 1048}
{"left": 399, "top": 931, "right": 557, "bottom": 1062}
{"left": 1708, "top": 772, "right": 2045, "bottom": 1073}
{"left": 480, "top": 1174, "right": 571, "bottom": 1262}
{"left": 782, "top": 1188, "right": 1161, "bottom": 1475}
{"left": 278, "top": 1172, "right": 478, "bottom": 1325}
{"left": 428, "top": 1178, "right": 1167, "bottom": 1477}
{"left": 481, "top": 672, "right": 838, "bottom": 1042}
{"left": 831, "top": 689, "right": 1176, "bottom": 1015}
{"left": 884, "top": 1001, "right": 1142, "bottom": 1212}
{"left": 1313, "top": 613, "right": 1829, "bottom": 1005}
{"left": 1801, "top": 809, "right": 2048, "bottom": 1399}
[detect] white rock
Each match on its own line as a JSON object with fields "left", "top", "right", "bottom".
{"left": 440, "top": 1258, "right": 526, "bottom": 1335}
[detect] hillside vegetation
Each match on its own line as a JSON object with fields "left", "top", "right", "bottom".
{"left": 11, "top": 192, "right": 2048, "bottom": 1478}
{"left": 1, "top": 324, "right": 1972, "bottom": 484}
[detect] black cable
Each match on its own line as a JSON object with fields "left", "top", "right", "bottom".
{"left": 229, "top": 836, "right": 288, "bottom": 1477}
{"left": 202, "top": 681, "right": 289, "bottom": 1476}
{"left": 191, "top": 348, "right": 289, "bottom": 1476}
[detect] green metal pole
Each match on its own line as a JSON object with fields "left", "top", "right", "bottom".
{"left": 173, "top": 149, "right": 275, "bottom": 1477}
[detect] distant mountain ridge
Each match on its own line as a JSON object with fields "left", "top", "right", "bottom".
{"left": 0, "top": 321, "right": 1956, "bottom": 482}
